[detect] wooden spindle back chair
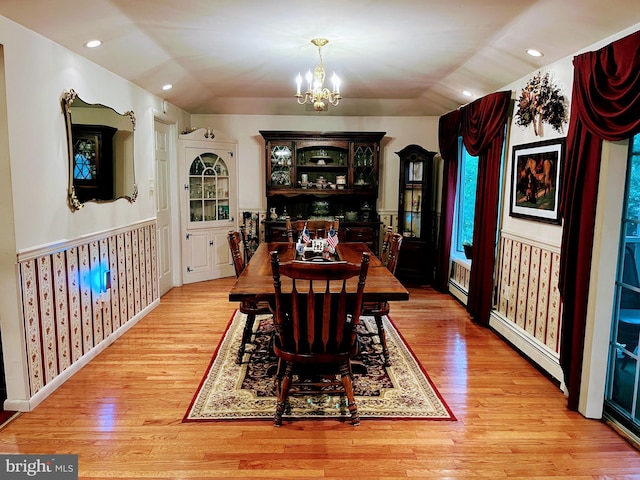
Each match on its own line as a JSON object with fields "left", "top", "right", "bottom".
{"left": 228, "top": 231, "right": 245, "bottom": 278}
{"left": 239, "top": 224, "right": 253, "bottom": 265}
{"left": 269, "top": 250, "right": 370, "bottom": 426}
{"left": 227, "top": 231, "right": 272, "bottom": 364}
{"left": 362, "top": 231, "right": 403, "bottom": 366}
{"left": 385, "top": 233, "right": 403, "bottom": 275}
{"left": 379, "top": 226, "right": 394, "bottom": 266}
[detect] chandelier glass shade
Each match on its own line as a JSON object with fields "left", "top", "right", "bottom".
{"left": 295, "top": 38, "right": 342, "bottom": 111}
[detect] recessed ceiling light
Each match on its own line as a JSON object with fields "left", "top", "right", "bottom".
{"left": 84, "top": 40, "right": 102, "bottom": 48}
{"left": 162, "top": 84, "right": 173, "bottom": 91}
{"left": 526, "top": 48, "right": 544, "bottom": 57}
{"left": 462, "top": 90, "right": 473, "bottom": 97}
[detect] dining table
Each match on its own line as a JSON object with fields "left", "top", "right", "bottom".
{"left": 228, "top": 241, "right": 410, "bottom": 304}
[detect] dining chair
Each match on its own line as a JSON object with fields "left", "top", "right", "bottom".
{"left": 361, "top": 231, "right": 403, "bottom": 366}
{"left": 285, "top": 218, "right": 340, "bottom": 243}
{"left": 378, "top": 226, "right": 394, "bottom": 265}
{"left": 227, "top": 231, "right": 273, "bottom": 364}
{"left": 269, "top": 250, "right": 370, "bottom": 426}
{"left": 239, "top": 224, "right": 256, "bottom": 266}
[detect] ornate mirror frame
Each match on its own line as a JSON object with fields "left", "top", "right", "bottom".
{"left": 62, "top": 89, "right": 138, "bottom": 211}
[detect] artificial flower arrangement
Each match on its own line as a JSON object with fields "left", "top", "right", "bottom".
{"left": 515, "top": 71, "right": 568, "bottom": 136}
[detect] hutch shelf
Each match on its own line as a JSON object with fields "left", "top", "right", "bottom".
{"left": 260, "top": 130, "right": 385, "bottom": 254}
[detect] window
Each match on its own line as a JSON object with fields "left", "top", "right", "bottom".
{"left": 605, "top": 132, "right": 640, "bottom": 436}
{"left": 454, "top": 139, "right": 479, "bottom": 254}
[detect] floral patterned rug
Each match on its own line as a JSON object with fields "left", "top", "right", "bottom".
{"left": 184, "top": 311, "right": 455, "bottom": 422}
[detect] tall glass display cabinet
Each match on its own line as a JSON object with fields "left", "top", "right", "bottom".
{"left": 396, "top": 144, "right": 436, "bottom": 284}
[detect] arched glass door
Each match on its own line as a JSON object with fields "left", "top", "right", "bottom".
{"left": 188, "top": 153, "right": 231, "bottom": 223}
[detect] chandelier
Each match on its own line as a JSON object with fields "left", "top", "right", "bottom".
{"left": 295, "top": 38, "right": 342, "bottom": 111}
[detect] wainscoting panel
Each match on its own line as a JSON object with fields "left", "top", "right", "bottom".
{"left": 65, "top": 247, "right": 83, "bottom": 365}
{"left": 449, "top": 258, "right": 471, "bottom": 305}
{"left": 494, "top": 231, "right": 562, "bottom": 358}
{"left": 18, "top": 221, "right": 158, "bottom": 398}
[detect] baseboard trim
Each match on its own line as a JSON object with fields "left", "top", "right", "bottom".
{"left": 448, "top": 280, "right": 468, "bottom": 305}
{"left": 489, "top": 310, "right": 564, "bottom": 387}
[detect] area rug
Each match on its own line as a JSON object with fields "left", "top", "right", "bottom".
{"left": 184, "top": 310, "right": 455, "bottom": 422}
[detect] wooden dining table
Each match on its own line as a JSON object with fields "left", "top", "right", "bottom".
{"left": 228, "top": 242, "right": 410, "bottom": 303}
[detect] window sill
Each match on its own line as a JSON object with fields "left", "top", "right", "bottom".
{"left": 452, "top": 253, "right": 471, "bottom": 268}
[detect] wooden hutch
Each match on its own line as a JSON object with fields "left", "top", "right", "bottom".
{"left": 261, "top": 130, "right": 385, "bottom": 254}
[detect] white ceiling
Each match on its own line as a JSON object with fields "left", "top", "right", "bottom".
{"left": 1, "top": 0, "right": 638, "bottom": 116}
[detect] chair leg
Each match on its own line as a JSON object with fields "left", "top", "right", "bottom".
{"left": 374, "top": 314, "right": 391, "bottom": 367}
{"left": 274, "top": 361, "right": 293, "bottom": 427}
{"left": 273, "top": 358, "right": 284, "bottom": 397}
{"left": 339, "top": 362, "right": 360, "bottom": 426}
{"left": 236, "top": 312, "right": 256, "bottom": 364}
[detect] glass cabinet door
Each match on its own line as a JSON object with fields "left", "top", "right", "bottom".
{"left": 401, "top": 160, "right": 424, "bottom": 238}
{"left": 268, "top": 143, "right": 293, "bottom": 187}
{"left": 189, "top": 152, "right": 230, "bottom": 223}
{"left": 353, "top": 143, "right": 376, "bottom": 188}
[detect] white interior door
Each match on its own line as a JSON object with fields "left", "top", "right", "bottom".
{"left": 182, "top": 145, "right": 237, "bottom": 283}
{"left": 154, "top": 120, "right": 173, "bottom": 296}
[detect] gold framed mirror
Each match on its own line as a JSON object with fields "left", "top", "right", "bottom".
{"left": 61, "top": 89, "right": 137, "bottom": 210}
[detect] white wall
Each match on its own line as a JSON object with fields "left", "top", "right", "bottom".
{"left": 0, "top": 16, "right": 189, "bottom": 251}
{"left": 0, "top": 15, "right": 190, "bottom": 405}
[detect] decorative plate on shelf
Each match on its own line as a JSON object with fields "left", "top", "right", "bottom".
{"left": 310, "top": 155, "right": 333, "bottom": 165}
{"left": 270, "top": 170, "right": 291, "bottom": 186}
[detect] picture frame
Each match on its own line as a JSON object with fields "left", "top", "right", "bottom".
{"left": 509, "top": 138, "right": 565, "bottom": 224}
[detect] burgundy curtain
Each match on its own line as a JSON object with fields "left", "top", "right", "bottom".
{"left": 461, "top": 91, "right": 512, "bottom": 326}
{"left": 434, "top": 92, "right": 511, "bottom": 323}
{"left": 434, "top": 110, "right": 461, "bottom": 291}
{"left": 558, "top": 30, "right": 640, "bottom": 410}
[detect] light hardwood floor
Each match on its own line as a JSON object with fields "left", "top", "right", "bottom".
{"left": 1, "top": 278, "right": 639, "bottom": 479}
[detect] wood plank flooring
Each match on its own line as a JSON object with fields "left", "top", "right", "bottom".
{"left": 1, "top": 278, "right": 639, "bottom": 479}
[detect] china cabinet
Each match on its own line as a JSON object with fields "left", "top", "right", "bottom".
{"left": 179, "top": 129, "right": 237, "bottom": 283}
{"left": 260, "top": 130, "right": 385, "bottom": 254}
{"left": 395, "top": 144, "right": 436, "bottom": 284}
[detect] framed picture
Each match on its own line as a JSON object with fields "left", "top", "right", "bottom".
{"left": 509, "top": 138, "right": 565, "bottom": 224}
